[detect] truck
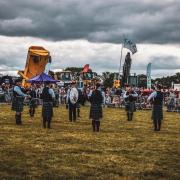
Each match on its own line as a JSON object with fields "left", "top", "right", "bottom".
{"left": 79, "top": 64, "right": 98, "bottom": 87}
{"left": 54, "top": 70, "right": 73, "bottom": 86}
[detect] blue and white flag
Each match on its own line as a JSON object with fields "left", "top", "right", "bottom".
{"left": 123, "top": 38, "right": 137, "bottom": 54}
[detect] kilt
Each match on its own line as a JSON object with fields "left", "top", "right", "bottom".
{"left": 151, "top": 105, "right": 163, "bottom": 120}
{"left": 11, "top": 97, "right": 24, "bottom": 112}
{"left": 76, "top": 102, "right": 80, "bottom": 108}
{"left": 89, "top": 104, "right": 103, "bottom": 120}
{"left": 29, "top": 98, "right": 38, "bottom": 108}
{"left": 125, "top": 102, "right": 136, "bottom": 112}
{"left": 42, "top": 102, "right": 53, "bottom": 119}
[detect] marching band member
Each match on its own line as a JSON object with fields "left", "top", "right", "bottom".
{"left": 148, "top": 84, "right": 164, "bottom": 131}
{"left": 89, "top": 83, "right": 103, "bottom": 132}
{"left": 11, "top": 79, "right": 29, "bottom": 125}
{"left": 66, "top": 81, "right": 79, "bottom": 122}
{"left": 41, "top": 82, "right": 55, "bottom": 128}
{"left": 123, "top": 87, "right": 138, "bottom": 121}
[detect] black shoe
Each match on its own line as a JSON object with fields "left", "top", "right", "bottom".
{"left": 96, "top": 121, "right": 100, "bottom": 132}
{"left": 15, "top": 115, "right": 18, "bottom": 125}
{"left": 16, "top": 115, "right": 22, "bottom": 125}
{"left": 154, "top": 127, "right": 158, "bottom": 131}
{"left": 92, "top": 121, "right": 96, "bottom": 132}
{"left": 30, "top": 114, "right": 34, "bottom": 117}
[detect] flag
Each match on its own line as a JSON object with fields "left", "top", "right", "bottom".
{"left": 44, "top": 56, "right": 52, "bottom": 74}
{"left": 123, "top": 38, "right": 137, "bottom": 54}
{"left": 44, "top": 63, "right": 51, "bottom": 74}
{"left": 146, "top": 63, "right": 151, "bottom": 89}
{"left": 82, "top": 64, "right": 91, "bottom": 73}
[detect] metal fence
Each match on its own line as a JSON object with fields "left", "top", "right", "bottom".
{"left": 105, "top": 95, "right": 180, "bottom": 112}
{"left": 1, "top": 92, "right": 179, "bottom": 112}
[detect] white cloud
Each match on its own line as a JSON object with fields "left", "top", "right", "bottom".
{"left": 0, "top": 18, "right": 35, "bottom": 32}
{"left": 0, "top": 0, "right": 180, "bottom": 43}
{"left": 0, "top": 35, "right": 179, "bottom": 78}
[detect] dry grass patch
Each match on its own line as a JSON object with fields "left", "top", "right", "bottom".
{"left": 0, "top": 104, "right": 180, "bottom": 179}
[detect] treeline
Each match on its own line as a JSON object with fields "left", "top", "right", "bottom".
{"left": 103, "top": 72, "right": 180, "bottom": 88}
{"left": 153, "top": 73, "right": 180, "bottom": 87}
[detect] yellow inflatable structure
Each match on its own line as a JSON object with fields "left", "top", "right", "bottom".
{"left": 18, "top": 46, "right": 51, "bottom": 87}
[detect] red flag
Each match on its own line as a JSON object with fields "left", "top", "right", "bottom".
{"left": 82, "top": 64, "right": 91, "bottom": 72}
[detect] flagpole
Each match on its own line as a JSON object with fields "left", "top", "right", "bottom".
{"left": 118, "top": 43, "right": 123, "bottom": 80}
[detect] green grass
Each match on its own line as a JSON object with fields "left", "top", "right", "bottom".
{"left": 0, "top": 104, "right": 180, "bottom": 179}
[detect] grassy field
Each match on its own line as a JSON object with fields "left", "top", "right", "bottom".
{"left": 0, "top": 104, "right": 180, "bottom": 180}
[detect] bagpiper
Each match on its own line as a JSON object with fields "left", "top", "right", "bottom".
{"left": 89, "top": 83, "right": 103, "bottom": 132}
{"left": 41, "top": 82, "right": 55, "bottom": 128}
{"left": 11, "top": 79, "right": 29, "bottom": 125}
{"left": 66, "top": 81, "right": 79, "bottom": 122}
{"left": 148, "top": 84, "right": 164, "bottom": 131}
{"left": 123, "top": 87, "right": 138, "bottom": 121}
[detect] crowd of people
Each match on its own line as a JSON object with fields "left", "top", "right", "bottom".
{"left": 0, "top": 80, "right": 179, "bottom": 131}
{"left": 0, "top": 81, "right": 179, "bottom": 111}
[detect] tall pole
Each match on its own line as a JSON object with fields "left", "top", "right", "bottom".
{"left": 146, "top": 63, "right": 151, "bottom": 89}
{"left": 118, "top": 44, "right": 123, "bottom": 80}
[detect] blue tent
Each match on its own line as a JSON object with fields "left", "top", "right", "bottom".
{"left": 27, "top": 73, "right": 59, "bottom": 83}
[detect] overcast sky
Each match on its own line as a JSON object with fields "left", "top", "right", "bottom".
{"left": 0, "top": 0, "right": 180, "bottom": 77}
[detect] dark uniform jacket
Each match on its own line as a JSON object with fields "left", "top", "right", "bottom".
{"left": 152, "top": 91, "right": 164, "bottom": 120}
{"left": 11, "top": 86, "right": 25, "bottom": 112}
{"left": 89, "top": 89, "right": 103, "bottom": 120}
{"left": 41, "top": 87, "right": 54, "bottom": 119}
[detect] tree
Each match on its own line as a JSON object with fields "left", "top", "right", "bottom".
{"left": 64, "top": 67, "right": 83, "bottom": 73}
{"left": 153, "top": 72, "right": 180, "bottom": 88}
{"left": 102, "top": 72, "right": 115, "bottom": 88}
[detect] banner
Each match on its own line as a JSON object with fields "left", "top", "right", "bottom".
{"left": 44, "top": 56, "right": 52, "bottom": 74}
{"left": 44, "top": 62, "right": 51, "bottom": 74}
{"left": 123, "top": 38, "right": 137, "bottom": 54}
{"left": 146, "top": 63, "right": 151, "bottom": 89}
